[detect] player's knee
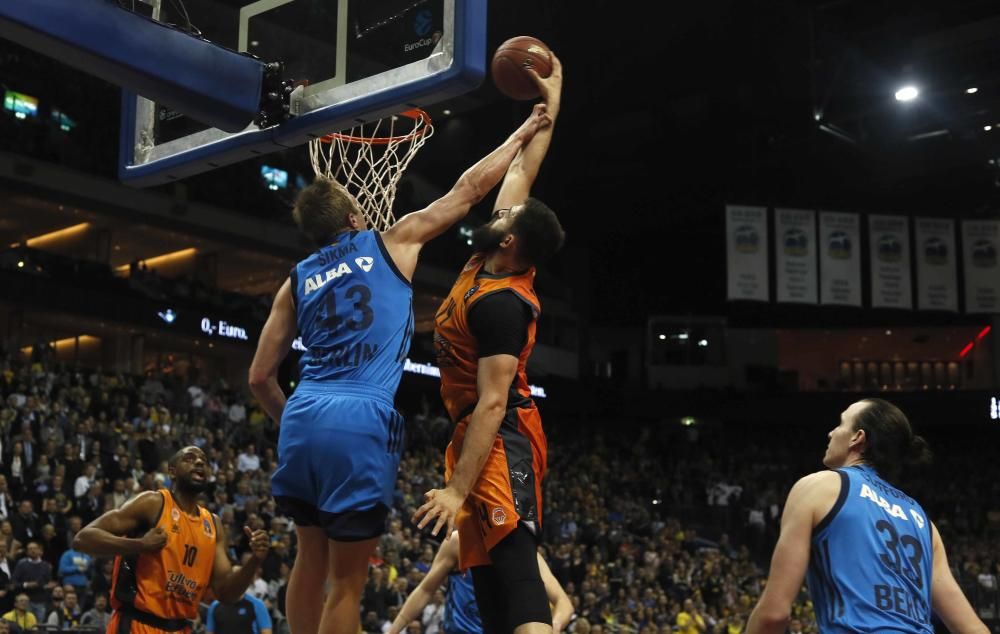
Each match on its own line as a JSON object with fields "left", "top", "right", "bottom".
{"left": 489, "top": 526, "right": 552, "bottom": 628}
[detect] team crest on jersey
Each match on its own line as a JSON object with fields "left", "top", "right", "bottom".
{"left": 355, "top": 256, "right": 374, "bottom": 272}
{"left": 203, "top": 519, "right": 213, "bottom": 536}
{"left": 492, "top": 507, "right": 507, "bottom": 526}
{"left": 171, "top": 508, "right": 180, "bottom": 522}
{"left": 463, "top": 285, "right": 480, "bottom": 302}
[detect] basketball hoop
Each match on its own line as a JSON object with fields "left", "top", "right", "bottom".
{"left": 309, "top": 108, "right": 434, "bottom": 232}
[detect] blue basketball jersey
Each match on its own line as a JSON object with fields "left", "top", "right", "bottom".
{"left": 807, "top": 464, "right": 933, "bottom": 633}
{"left": 292, "top": 230, "right": 413, "bottom": 393}
{"left": 443, "top": 570, "right": 481, "bottom": 634}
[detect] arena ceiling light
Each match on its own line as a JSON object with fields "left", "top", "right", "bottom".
{"left": 895, "top": 85, "right": 919, "bottom": 102}
{"left": 967, "top": 87, "right": 979, "bottom": 94}
{"left": 113, "top": 247, "right": 197, "bottom": 274}
{"left": 11, "top": 222, "right": 91, "bottom": 248}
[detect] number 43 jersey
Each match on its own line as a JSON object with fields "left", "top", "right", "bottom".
{"left": 807, "top": 464, "right": 933, "bottom": 633}
{"left": 292, "top": 230, "right": 413, "bottom": 392}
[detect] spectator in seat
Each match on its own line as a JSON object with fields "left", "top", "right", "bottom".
{"left": 11, "top": 541, "right": 53, "bottom": 622}
{"left": 80, "top": 593, "right": 110, "bottom": 631}
{"left": 2, "top": 594, "right": 36, "bottom": 632}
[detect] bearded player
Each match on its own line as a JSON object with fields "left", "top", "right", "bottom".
{"left": 414, "top": 54, "right": 565, "bottom": 634}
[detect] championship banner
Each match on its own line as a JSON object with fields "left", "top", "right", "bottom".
{"left": 914, "top": 218, "right": 958, "bottom": 312}
{"left": 868, "top": 215, "right": 913, "bottom": 310}
{"left": 962, "top": 220, "right": 1000, "bottom": 313}
{"left": 819, "top": 211, "right": 861, "bottom": 306}
{"left": 774, "top": 208, "right": 818, "bottom": 304}
{"left": 726, "top": 205, "right": 769, "bottom": 302}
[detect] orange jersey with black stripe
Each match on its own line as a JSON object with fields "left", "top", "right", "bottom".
{"left": 434, "top": 254, "right": 540, "bottom": 421}
{"left": 111, "top": 490, "right": 217, "bottom": 620}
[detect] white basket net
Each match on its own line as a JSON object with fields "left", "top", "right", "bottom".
{"left": 308, "top": 109, "right": 434, "bottom": 232}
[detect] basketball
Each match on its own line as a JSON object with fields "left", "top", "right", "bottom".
{"left": 491, "top": 36, "right": 553, "bottom": 101}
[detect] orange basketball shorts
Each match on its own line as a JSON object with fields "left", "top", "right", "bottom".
{"left": 445, "top": 404, "right": 547, "bottom": 569}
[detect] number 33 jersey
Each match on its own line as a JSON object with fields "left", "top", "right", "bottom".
{"left": 291, "top": 230, "right": 414, "bottom": 391}
{"left": 807, "top": 464, "right": 933, "bottom": 633}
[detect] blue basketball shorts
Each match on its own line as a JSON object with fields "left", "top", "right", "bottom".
{"left": 271, "top": 380, "right": 405, "bottom": 541}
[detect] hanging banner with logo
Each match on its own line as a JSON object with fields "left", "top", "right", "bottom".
{"left": 962, "top": 220, "right": 1000, "bottom": 313}
{"left": 818, "top": 211, "right": 861, "bottom": 306}
{"left": 868, "top": 215, "right": 913, "bottom": 310}
{"left": 914, "top": 218, "right": 958, "bottom": 312}
{"left": 774, "top": 208, "right": 818, "bottom": 304}
{"left": 726, "top": 205, "right": 769, "bottom": 302}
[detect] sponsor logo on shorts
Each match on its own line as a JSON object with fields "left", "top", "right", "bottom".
{"left": 492, "top": 507, "right": 507, "bottom": 526}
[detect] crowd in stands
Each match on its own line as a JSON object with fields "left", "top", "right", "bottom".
{"left": 1, "top": 346, "right": 997, "bottom": 634}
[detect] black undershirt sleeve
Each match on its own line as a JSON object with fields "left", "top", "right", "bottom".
{"left": 468, "top": 291, "right": 532, "bottom": 358}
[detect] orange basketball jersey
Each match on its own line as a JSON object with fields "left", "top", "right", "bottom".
{"left": 434, "top": 254, "right": 541, "bottom": 421}
{"left": 111, "top": 489, "right": 217, "bottom": 620}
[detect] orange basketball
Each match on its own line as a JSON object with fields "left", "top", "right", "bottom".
{"left": 491, "top": 36, "right": 552, "bottom": 101}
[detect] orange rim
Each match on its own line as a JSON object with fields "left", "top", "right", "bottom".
{"left": 319, "top": 108, "right": 433, "bottom": 145}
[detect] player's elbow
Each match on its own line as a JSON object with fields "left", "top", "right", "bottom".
{"left": 71, "top": 530, "right": 90, "bottom": 553}
{"left": 753, "top": 605, "right": 791, "bottom": 630}
{"left": 247, "top": 366, "right": 271, "bottom": 391}
{"left": 476, "top": 393, "right": 508, "bottom": 418}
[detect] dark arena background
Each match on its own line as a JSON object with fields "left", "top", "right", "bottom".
{"left": 2, "top": 1, "right": 1000, "bottom": 633}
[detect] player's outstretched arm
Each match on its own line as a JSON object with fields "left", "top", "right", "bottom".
{"left": 380, "top": 106, "right": 550, "bottom": 280}
{"left": 746, "top": 472, "right": 838, "bottom": 634}
{"left": 538, "top": 553, "right": 573, "bottom": 634}
{"left": 388, "top": 532, "right": 460, "bottom": 634}
{"left": 72, "top": 491, "right": 166, "bottom": 557}
{"left": 493, "top": 52, "right": 563, "bottom": 212}
{"left": 209, "top": 519, "right": 270, "bottom": 604}
{"left": 929, "top": 523, "right": 989, "bottom": 633}
{"left": 413, "top": 353, "right": 519, "bottom": 536}
{"left": 249, "top": 278, "right": 296, "bottom": 423}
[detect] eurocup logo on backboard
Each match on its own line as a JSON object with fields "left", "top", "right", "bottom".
{"left": 733, "top": 225, "right": 759, "bottom": 254}
{"left": 827, "top": 230, "right": 852, "bottom": 260}
{"left": 783, "top": 228, "right": 809, "bottom": 257}
{"left": 877, "top": 234, "right": 902, "bottom": 263}
{"left": 971, "top": 239, "right": 997, "bottom": 268}
{"left": 923, "top": 237, "right": 948, "bottom": 266}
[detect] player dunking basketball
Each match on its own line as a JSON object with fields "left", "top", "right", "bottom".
{"left": 248, "top": 107, "right": 550, "bottom": 634}
{"left": 746, "top": 399, "right": 988, "bottom": 634}
{"left": 71, "top": 446, "right": 270, "bottom": 634}
{"left": 413, "top": 55, "right": 564, "bottom": 634}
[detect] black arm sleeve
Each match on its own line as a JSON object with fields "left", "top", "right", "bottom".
{"left": 468, "top": 291, "right": 532, "bottom": 358}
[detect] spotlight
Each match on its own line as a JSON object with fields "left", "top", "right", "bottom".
{"left": 986, "top": 125, "right": 993, "bottom": 132}
{"left": 967, "top": 87, "right": 979, "bottom": 94}
{"left": 895, "top": 86, "right": 919, "bottom": 102}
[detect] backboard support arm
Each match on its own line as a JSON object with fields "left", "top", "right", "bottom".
{"left": 0, "top": 0, "right": 266, "bottom": 133}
